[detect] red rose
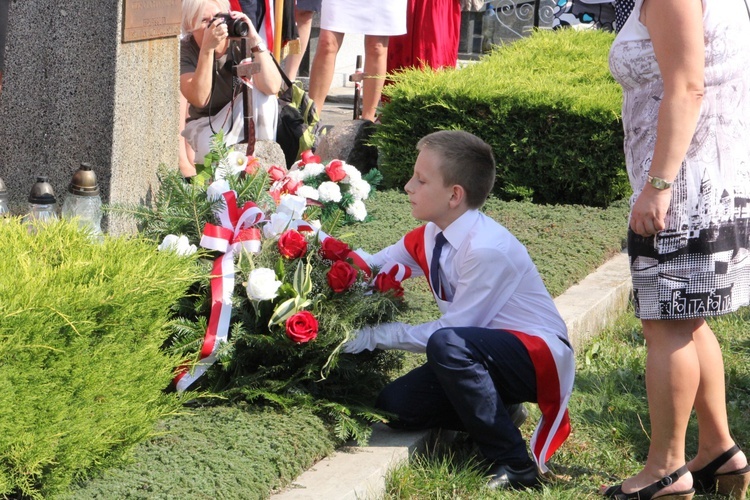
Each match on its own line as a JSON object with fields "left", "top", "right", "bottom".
{"left": 321, "top": 237, "right": 352, "bottom": 262}
{"left": 281, "top": 176, "right": 301, "bottom": 195}
{"left": 300, "top": 150, "right": 321, "bottom": 165}
{"left": 374, "top": 271, "right": 405, "bottom": 298}
{"left": 285, "top": 311, "right": 318, "bottom": 343}
{"left": 267, "top": 165, "right": 287, "bottom": 182}
{"left": 325, "top": 160, "right": 347, "bottom": 182}
{"left": 327, "top": 260, "right": 358, "bottom": 293}
{"left": 278, "top": 230, "right": 308, "bottom": 259}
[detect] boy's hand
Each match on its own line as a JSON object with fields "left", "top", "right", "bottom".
{"left": 342, "top": 326, "right": 378, "bottom": 354}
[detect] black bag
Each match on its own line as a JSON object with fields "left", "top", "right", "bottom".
{"left": 271, "top": 56, "right": 320, "bottom": 167}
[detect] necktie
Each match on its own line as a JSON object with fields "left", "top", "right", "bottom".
{"left": 430, "top": 232, "right": 447, "bottom": 300}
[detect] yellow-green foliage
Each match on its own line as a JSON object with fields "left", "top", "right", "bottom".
{"left": 0, "top": 218, "right": 198, "bottom": 498}
{"left": 374, "top": 28, "right": 627, "bottom": 207}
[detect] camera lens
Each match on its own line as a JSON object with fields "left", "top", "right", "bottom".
{"left": 229, "top": 19, "right": 249, "bottom": 37}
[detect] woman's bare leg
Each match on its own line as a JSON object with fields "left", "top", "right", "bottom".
{"left": 284, "top": 9, "right": 314, "bottom": 82}
{"left": 688, "top": 320, "right": 748, "bottom": 473}
{"left": 610, "top": 318, "right": 699, "bottom": 495}
{"left": 361, "top": 35, "right": 388, "bottom": 121}
{"left": 308, "top": 29, "right": 344, "bottom": 115}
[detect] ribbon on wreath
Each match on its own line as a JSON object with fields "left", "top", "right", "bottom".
{"left": 174, "top": 189, "right": 264, "bottom": 392}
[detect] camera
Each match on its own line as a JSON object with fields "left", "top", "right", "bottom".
{"left": 212, "top": 13, "right": 250, "bottom": 37}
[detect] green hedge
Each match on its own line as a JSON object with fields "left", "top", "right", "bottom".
{"left": 373, "top": 28, "right": 628, "bottom": 207}
{"left": 0, "top": 219, "right": 198, "bottom": 498}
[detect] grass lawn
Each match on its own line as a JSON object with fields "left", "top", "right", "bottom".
{"left": 64, "top": 190, "right": 630, "bottom": 499}
{"left": 383, "top": 307, "right": 750, "bottom": 499}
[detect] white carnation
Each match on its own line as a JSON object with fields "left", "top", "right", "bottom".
{"left": 317, "top": 181, "right": 342, "bottom": 203}
{"left": 301, "top": 162, "right": 325, "bottom": 179}
{"left": 246, "top": 268, "right": 282, "bottom": 301}
{"left": 296, "top": 185, "right": 320, "bottom": 200}
{"left": 342, "top": 164, "right": 362, "bottom": 183}
{"left": 158, "top": 234, "right": 197, "bottom": 256}
{"left": 347, "top": 178, "right": 371, "bottom": 200}
{"left": 286, "top": 169, "right": 305, "bottom": 183}
{"left": 346, "top": 200, "right": 367, "bottom": 221}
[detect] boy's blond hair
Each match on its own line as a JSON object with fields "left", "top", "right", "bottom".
{"left": 416, "top": 130, "right": 496, "bottom": 209}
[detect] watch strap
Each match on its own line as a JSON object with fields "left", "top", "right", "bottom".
{"left": 250, "top": 41, "right": 267, "bottom": 54}
{"left": 647, "top": 175, "right": 672, "bottom": 190}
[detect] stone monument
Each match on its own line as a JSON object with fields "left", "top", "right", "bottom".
{"left": 0, "top": 0, "right": 181, "bottom": 234}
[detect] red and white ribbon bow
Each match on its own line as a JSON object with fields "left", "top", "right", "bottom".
{"left": 174, "top": 190, "right": 264, "bottom": 392}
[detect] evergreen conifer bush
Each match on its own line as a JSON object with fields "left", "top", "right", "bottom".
{"left": 0, "top": 219, "right": 198, "bottom": 498}
{"left": 373, "top": 28, "right": 627, "bottom": 207}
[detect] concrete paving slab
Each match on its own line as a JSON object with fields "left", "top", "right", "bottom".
{"left": 271, "top": 251, "right": 632, "bottom": 499}
{"left": 272, "top": 424, "right": 429, "bottom": 499}
{"left": 554, "top": 251, "right": 631, "bottom": 353}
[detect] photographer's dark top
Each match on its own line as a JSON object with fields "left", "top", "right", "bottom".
{"left": 180, "top": 36, "right": 241, "bottom": 123}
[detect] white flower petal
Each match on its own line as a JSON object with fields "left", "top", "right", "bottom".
{"left": 345, "top": 200, "right": 367, "bottom": 221}
{"left": 246, "top": 267, "right": 282, "bottom": 301}
{"left": 226, "top": 151, "right": 248, "bottom": 175}
{"left": 207, "top": 180, "right": 231, "bottom": 201}
{"left": 158, "top": 234, "right": 197, "bottom": 256}
{"left": 277, "top": 194, "right": 307, "bottom": 219}
{"left": 296, "top": 185, "right": 320, "bottom": 201}
{"left": 318, "top": 181, "right": 342, "bottom": 203}
{"left": 342, "top": 164, "right": 362, "bottom": 183}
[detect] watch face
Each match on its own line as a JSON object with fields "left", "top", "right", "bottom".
{"left": 649, "top": 176, "right": 670, "bottom": 189}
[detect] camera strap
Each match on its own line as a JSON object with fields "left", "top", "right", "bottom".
{"left": 207, "top": 44, "right": 241, "bottom": 136}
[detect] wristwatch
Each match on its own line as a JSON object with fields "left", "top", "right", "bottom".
{"left": 250, "top": 41, "right": 267, "bottom": 54}
{"left": 647, "top": 175, "right": 672, "bottom": 190}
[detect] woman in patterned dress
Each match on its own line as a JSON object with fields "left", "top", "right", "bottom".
{"left": 605, "top": 0, "right": 750, "bottom": 498}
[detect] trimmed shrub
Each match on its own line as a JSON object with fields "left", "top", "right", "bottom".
{"left": 373, "top": 28, "right": 628, "bottom": 207}
{"left": 0, "top": 218, "right": 198, "bottom": 498}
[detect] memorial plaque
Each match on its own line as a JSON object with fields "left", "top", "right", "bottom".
{"left": 123, "top": 0, "right": 181, "bottom": 42}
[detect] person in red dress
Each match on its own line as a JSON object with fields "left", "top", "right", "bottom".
{"left": 387, "top": 0, "right": 462, "bottom": 73}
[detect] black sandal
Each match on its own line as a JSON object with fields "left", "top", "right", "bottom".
{"left": 601, "top": 465, "right": 695, "bottom": 499}
{"left": 691, "top": 444, "right": 750, "bottom": 499}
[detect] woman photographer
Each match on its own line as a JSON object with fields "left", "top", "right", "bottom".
{"left": 180, "top": 0, "right": 281, "bottom": 165}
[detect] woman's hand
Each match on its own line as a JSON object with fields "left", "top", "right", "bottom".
{"left": 230, "top": 11, "right": 262, "bottom": 45}
{"left": 630, "top": 184, "right": 672, "bottom": 237}
{"left": 202, "top": 17, "right": 228, "bottom": 52}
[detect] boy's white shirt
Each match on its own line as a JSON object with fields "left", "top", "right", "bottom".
{"left": 343, "top": 209, "right": 569, "bottom": 353}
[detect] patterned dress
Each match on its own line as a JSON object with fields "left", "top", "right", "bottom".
{"left": 609, "top": 0, "right": 750, "bottom": 320}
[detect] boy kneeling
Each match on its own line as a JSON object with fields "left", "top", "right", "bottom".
{"left": 344, "top": 130, "right": 575, "bottom": 489}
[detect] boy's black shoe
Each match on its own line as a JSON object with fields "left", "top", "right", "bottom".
{"left": 507, "top": 403, "right": 528, "bottom": 428}
{"left": 486, "top": 462, "right": 541, "bottom": 490}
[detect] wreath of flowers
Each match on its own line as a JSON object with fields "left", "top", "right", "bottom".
{"left": 123, "top": 135, "right": 407, "bottom": 442}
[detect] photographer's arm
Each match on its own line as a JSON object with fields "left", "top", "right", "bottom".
{"left": 229, "top": 11, "right": 282, "bottom": 96}
{"left": 181, "top": 22, "right": 227, "bottom": 108}
{"left": 248, "top": 48, "right": 282, "bottom": 96}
